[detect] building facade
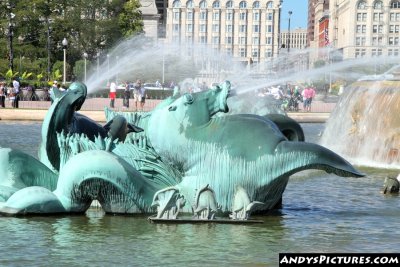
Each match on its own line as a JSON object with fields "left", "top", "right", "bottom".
{"left": 329, "top": 0, "right": 400, "bottom": 59}
{"left": 280, "top": 28, "right": 307, "bottom": 50}
{"left": 165, "top": 0, "right": 283, "bottom": 64}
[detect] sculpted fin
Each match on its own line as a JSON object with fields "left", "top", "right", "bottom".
{"left": 275, "top": 141, "right": 365, "bottom": 177}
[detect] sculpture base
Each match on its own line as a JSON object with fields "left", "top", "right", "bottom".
{"left": 148, "top": 216, "right": 264, "bottom": 224}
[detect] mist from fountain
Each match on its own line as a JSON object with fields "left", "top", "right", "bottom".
{"left": 85, "top": 35, "right": 400, "bottom": 168}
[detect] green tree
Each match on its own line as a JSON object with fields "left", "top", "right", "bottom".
{"left": 118, "top": 0, "right": 143, "bottom": 37}
{"left": 0, "top": 0, "right": 144, "bottom": 83}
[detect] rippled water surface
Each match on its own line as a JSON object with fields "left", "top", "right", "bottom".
{"left": 0, "top": 121, "right": 399, "bottom": 266}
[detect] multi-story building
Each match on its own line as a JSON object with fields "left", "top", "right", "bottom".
{"left": 329, "top": 0, "right": 400, "bottom": 59}
{"left": 280, "top": 28, "right": 307, "bottom": 50}
{"left": 165, "top": 0, "right": 283, "bottom": 64}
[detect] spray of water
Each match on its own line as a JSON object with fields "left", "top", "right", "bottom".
{"left": 85, "top": 35, "right": 400, "bottom": 96}
{"left": 85, "top": 35, "right": 400, "bottom": 168}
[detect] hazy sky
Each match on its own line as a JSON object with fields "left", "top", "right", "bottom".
{"left": 281, "top": 0, "right": 308, "bottom": 30}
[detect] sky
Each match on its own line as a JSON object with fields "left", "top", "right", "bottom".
{"left": 280, "top": 0, "right": 308, "bottom": 30}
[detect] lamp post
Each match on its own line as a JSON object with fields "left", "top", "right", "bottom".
{"left": 287, "top": 11, "right": 292, "bottom": 53}
{"left": 107, "top": 54, "right": 110, "bottom": 85}
{"left": 7, "top": 8, "right": 15, "bottom": 71}
{"left": 83, "top": 52, "right": 88, "bottom": 84}
{"left": 62, "top": 38, "right": 68, "bottom": 85}
{"left": 47, "top": 20, "right": 52, "bottom": 81}
{"left": 18, "top": 35, "right": 24, "bottom": 73}
{"left": 116, "top": 55, "right": 119, "bottom": 83}
{"left": 162, "top": 53, "right": 165, "bottom": 85}
{"left": 96, "top": 52, "right": 100, "bottom": 79}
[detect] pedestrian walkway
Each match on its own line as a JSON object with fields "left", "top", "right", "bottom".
{"left": 0, "top": 97, "right": 336, "bottom": 123}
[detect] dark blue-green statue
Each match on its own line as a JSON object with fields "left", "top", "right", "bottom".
{"left": 0, "top": 81, "right": 363, "bottom": 218}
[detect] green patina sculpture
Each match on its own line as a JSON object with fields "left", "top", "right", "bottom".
{"left": 0, "top": 81, "right": 364, "bottom": 218}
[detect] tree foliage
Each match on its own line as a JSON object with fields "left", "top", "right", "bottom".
{"left": 0, "top": 0, "right": 143, "bottom": 81}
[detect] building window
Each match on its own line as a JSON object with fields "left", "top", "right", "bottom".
{"left": 226, "top": 36, "right": 233, "bottom": 44}
{"left": 212, "top": 36, "right": 220, "bottom": 44}
{"left": 212, "top": 0, "right": 220, "bottom": 8}
{"left": 267, "top": 25, "right": 272, "bottom": 33}
{"left": 252, "top": 36, "right": 259, "bottom": 45}
{"left": 240, "top": 48, "right": 247, "bottom": 57}
{"left": 200, "top": 24, "right": 207, "bottom": 32}
{"left": 356, "top": 13, "right": 367, "bottom": 21}
{"left": 373, "top": 13, "right": 383, "bottom": 21}
{"left": 253, "top": 25, "right": 260, "bottom": 32}
{"left": 253, "top": 1, "right": 260, "bottom": 8}
{"left": 390, "top": 24, "right": 400, "bottom": 33}
{"left": 173, "top": 12, "right": 180, "bottom": 20}
{"left": 240, "top": 12, "right": 247, "bottom": 20}
{"left": 372, "top": 48, "right": 383, "bottom": 56}
{"left": 355, "top": 48, "right": 366, "bottom": 57}
{"left": 267, "top": 12, "right": 273, "bottom": 21}
{"left": 388, "top": 37, "right": 399, "bottom": 45}
{"left": 199, "top": 0, "right": 207, "bottom": 8}
{"left": 356, "top": 37, "right": 366, "bottom": 46}
{"left": 388, "top": 49, "right": 399, "bottom": 56}
{"left": 372, "top": 36, "right": 383, "bottom": 45}
{"left": 173, "top": 24, "right": 180, "bottom": 32}
{"left": 226, "top": 0, "right": 233, "bottom": 8}
{"left": 357, "top": 0, "right": 367, "bottom": 9}
{"left": 239, "top": 25, "right": 247, "bottom": 32}
{"left": 226, "top": 24, "right": 233, "bottom": 32}
{"left": 212, "top": 24, "right": 219, "bottom": 32}
{"left": 266, "top": 36, "right": 272, "bottom": 44}
{"left": 253, "top": 12, "right": 260, "bottom": 21}
{"left": 173, "top": 0, "right": 181, "bottom": 8}
{"left": 390, "top": 12, "right": 400, "bottom": 21}
{"left": 374, "top": 1, "right": 383, "bottom": 9}
{"left": 226, "top": 47, "right": 233, "bottom": 55}
{"left": 187, "top": 24, "right": 193, "bottom": 32}
{"left": 252, "top": 48, "right": 259, "bottom": 58}
{"left": 200, "top": 11, "right": 207, "bottom": 20}
{"left": 213, "top": 12, "right": 220, "bottom": 20}
{"left": 391, "top": 0, "right": 400, "bottom": 8}
{"left": 372, "top": 25, "right": 383, "bottom": 33}
{"left": 186, "top": 36, "right": 193, "bottom": 44}
{"left": 239, "top": 36, "right": 247, "bottom": 44}
{"left": 187, "top": 12, "right": 193, "bottom": 20}
{"left": 265, "top": 49, "right": 272, "bottom": 58}
{"left": 356, "top": 25, "right": 366, "bottom": 33}
{"left": 239, "top": 1, "right": 247, "bottom": 9}
{"left": 266, "top": 1, "right": 273, "bottom": 9}
{"left": 186, "top": 0, "right": 194, "bottom": 8}
{"left": 226, "top": 12, "right": 233, "bottom": 20}
{"left": 200, "top": 36, "right": 207, "bottom": 43}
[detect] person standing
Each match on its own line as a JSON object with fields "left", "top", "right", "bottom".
{"left": 139, "top": 86, "right": 146, "bottom": 111}
{"left": 12, "top": 78, "right": 20, "bottom": 108}
{"left": 123, "top": 81, "right": 130, "bottom": 108}
{"left": 303, "top": 86, "right": 316, "bottom": 112}
{"left": 109, "top": 82, "right": 117, "bottom": 108}
{"left": 0, "top": 82, "right": 5, "bottom": 108}
{"left": 133, "top": 79, "right": 142, "bottom": 111}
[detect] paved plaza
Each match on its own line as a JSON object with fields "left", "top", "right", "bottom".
{"left": 0, "top": 96, "right": 336, "bottom": 123}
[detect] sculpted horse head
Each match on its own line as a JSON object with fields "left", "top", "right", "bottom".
{"left": 166, "top": 80, "right": 230, "bottom": 128}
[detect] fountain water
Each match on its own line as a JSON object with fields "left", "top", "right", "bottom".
{"left": 87, "top": 35, "right": 400, "bottom": 169}
{"left": 320, "top": 66, "right": 400, "bottom": 169}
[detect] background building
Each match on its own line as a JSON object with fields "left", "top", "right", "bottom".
{"left": 280, "top": 28, "right": 307, "bottom": 50}
{"left": 165, "top": 0, "right": 283, "bottom": 64}
{"left": 331, "top": 0, "right": 400, "bottom": 59}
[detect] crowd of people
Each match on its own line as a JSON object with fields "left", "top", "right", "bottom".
{"left": 0, "top": 78, "right": 21, "bottom": 108}
{"left": 257, "top": 84, "right": 316, "bottom": 112}
{"left": 109, "top": 79, "right": 147, "bottom": 111}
